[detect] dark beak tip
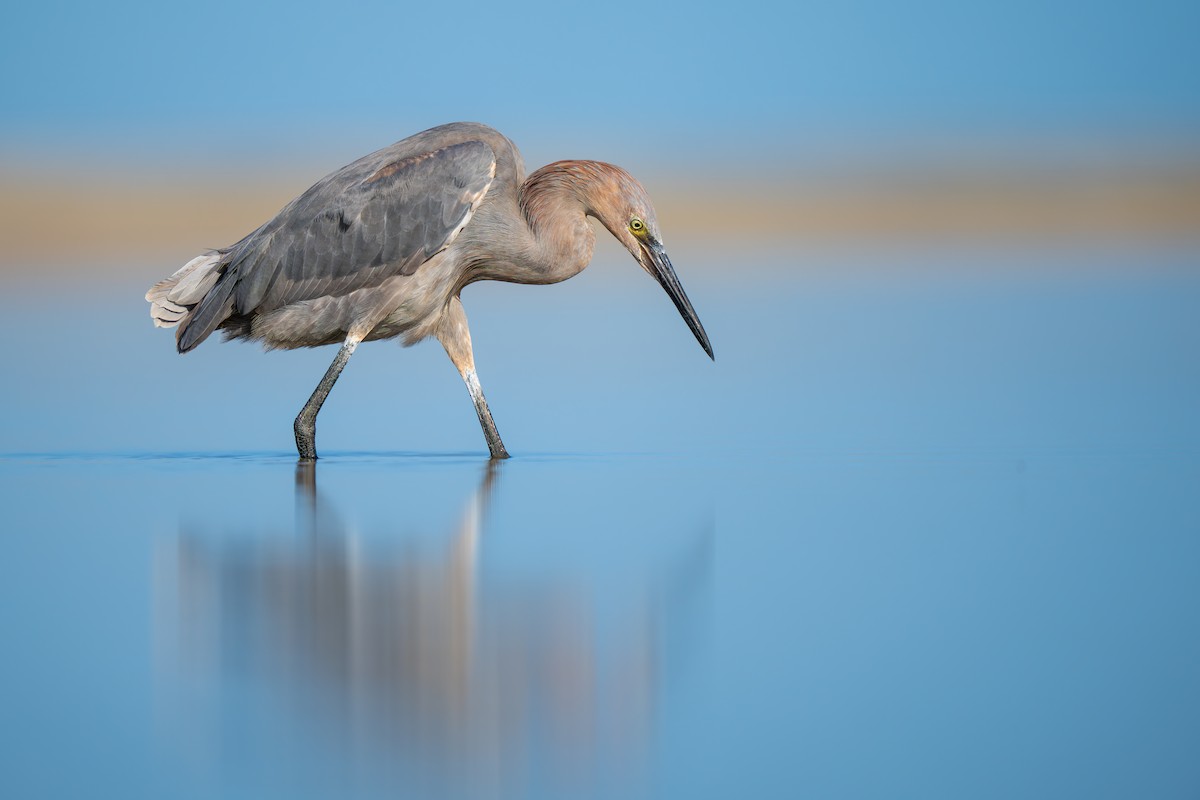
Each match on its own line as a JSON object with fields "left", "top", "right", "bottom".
{"left": 645, "top": 244, "right": 714, "bottom": 363}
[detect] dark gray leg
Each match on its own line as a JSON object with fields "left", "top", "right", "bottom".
{"left": 294, "top": 339, "right": 359, "bottom": 461}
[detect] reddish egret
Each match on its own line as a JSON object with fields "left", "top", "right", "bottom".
{"left": 146, "top": 122, "right": 713, "bottom": 459}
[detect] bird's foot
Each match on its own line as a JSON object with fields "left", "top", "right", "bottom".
{"left": 294, "top": 415, "right": 318, "bottom": 461}
{"left": 487, "top": 438, "right": 510, "bottom": 459}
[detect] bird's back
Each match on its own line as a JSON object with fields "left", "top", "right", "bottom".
{"left": 149, "top": 123, "right": 525, "bottom": 353}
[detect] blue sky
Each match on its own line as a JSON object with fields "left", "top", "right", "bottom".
{"left": 2, "top": 0, "right": 1198, "bottom": 163}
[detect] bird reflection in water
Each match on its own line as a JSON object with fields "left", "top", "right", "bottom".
{"left": 154, "top": 461, "right": 711, "bottom": 798}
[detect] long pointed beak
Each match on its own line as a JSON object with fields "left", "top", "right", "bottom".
{"left": 643, "top": 242, "right": 714, "bottom": 360}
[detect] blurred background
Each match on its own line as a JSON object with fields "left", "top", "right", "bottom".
{"left": 2, "top": 1, "right": 1199, "bottom": 798}
{"left": 2, "top": 0, "right": 1198, "bottom": 273}
{"left": 1, "top": 0, "right": 1197, "bottom": 455}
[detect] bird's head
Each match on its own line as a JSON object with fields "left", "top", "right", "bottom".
{"left": 581, "top": 163, "right": 714, "bottom": 360}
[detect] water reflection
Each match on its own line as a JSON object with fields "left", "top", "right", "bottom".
{"left": 154, "top": 461, "right": 711, "bottom": 798}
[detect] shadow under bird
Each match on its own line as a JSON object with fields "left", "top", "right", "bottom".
{"left": 146, "top": 122, "right": 713, "bottom": 459}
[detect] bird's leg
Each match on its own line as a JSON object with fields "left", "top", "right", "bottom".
{"left": 294, "top": 336, "right": 361, "bottom": 461}
{"left": 463, "top": 369, "right": 509, "bottom": 459}
{"left": 437, "top": 297, "right": 510, "bottom": 459}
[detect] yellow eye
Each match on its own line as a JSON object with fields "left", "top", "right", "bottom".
{"left": 629, "top": 218, "right": 646, "bottom": 234}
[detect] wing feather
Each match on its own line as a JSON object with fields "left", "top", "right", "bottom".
{"left": 254, "top": 143, "right": 492, "bottom": 311}
{"left": 177, "top": 135, "right": 497, "bottom": 352}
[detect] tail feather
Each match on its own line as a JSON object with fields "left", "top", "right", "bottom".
{"left": 145, "top": 251, "right": 232, "bottom": 352}
{"left": 146, "top": 253, "right": 222, "bottom": 325}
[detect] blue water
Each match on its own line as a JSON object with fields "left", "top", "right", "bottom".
{"left": 2, "top": 246, "right": 1199, "bottom": 798}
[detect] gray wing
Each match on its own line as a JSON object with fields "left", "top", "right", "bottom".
{"left": 178, "top": 138, "right": 496, "bottom": 352}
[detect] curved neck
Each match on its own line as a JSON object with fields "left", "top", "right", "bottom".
{"left": 510, "top": 161, "right": 617, "bottom": 284}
